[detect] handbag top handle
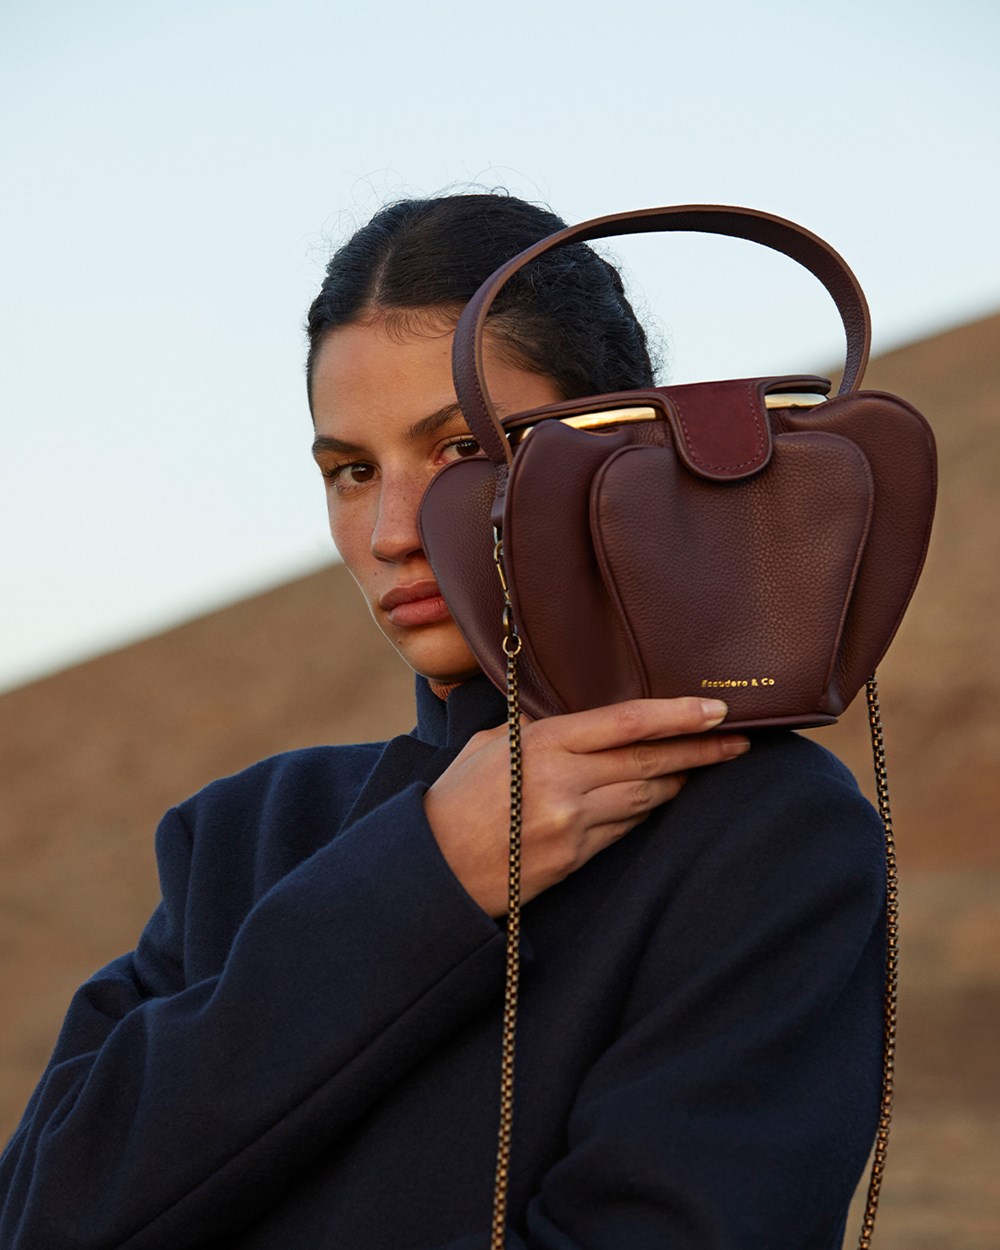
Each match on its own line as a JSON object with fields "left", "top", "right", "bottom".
{"left": 451, "top": 204, "right": 872, "bottom": 468}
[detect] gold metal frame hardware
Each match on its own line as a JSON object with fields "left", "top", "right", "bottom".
{"left": 509, "top": 392, "right": 828, "bottom": 445}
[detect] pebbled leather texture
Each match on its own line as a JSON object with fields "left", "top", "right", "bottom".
{"left": 589, "top": 431, "right": 873, "bottom": 722}
{"left": 418, "top": 207, "right": 938, "bottom": 727}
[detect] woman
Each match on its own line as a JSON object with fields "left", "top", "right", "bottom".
{"left": 0, "top": 194, "right": 885, "bottom": 1249}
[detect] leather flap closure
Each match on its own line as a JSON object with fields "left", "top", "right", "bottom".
{"left": 662, "top": 379, "right": 775, "bottom": 481}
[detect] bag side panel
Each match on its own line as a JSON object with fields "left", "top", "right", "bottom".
{"left": 505, "top": 423, "right": 647, "bottom": 712}
{"left": 781, "top": 393, "right": 938, "bottom": 702}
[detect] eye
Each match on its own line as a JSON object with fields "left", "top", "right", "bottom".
{"left": 440, "top": 436, "right": 481, "bottom": 463}
{"left": 320, "top": 461, "right": 378, "bottom": 492}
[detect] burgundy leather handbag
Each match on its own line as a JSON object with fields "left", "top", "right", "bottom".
{"left": 420, "top": 205, "right": 936, "bottom": 729}
{"left": 418, "top": 205, "right": 937, "bottom": 1250}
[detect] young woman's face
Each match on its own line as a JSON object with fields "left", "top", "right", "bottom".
{"left": 310, "top": 317, "right": 563, "bottom": 684}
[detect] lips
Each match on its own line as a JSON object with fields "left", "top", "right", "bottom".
{"left": 379, "top": 579, "right": 452, "bottom": 627}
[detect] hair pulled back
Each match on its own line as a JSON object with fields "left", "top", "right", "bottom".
{"left": 306, "top": 193, "right": 655, "bottom": 406}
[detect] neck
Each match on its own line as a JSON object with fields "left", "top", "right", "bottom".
{"left": 428, "top": 679, "right": 465, "bottom": 701}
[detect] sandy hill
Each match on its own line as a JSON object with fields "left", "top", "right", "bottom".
{"left": 1, "top": 311, "right": 998, "bottom": 1246}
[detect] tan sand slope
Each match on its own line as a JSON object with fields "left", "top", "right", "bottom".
{"left": 1, "top": 310, "right": 998, "bottom": 1246}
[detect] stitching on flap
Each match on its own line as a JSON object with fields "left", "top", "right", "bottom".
{"left": 671, "top": 380, "right": 767, "bottom": 473}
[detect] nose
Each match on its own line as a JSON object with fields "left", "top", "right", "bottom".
{"left": 370, "top": 468, "right": 427, "bottom": 564}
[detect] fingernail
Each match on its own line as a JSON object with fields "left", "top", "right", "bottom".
{"left": 700, "top": 698, "right": 728, "bottom": 725}
{"left": 721, "top": 735, "right": 751, "bottom": 757}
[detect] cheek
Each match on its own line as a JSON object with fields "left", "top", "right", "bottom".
{"left": 326, "top": 498, "right": 374, "bottom": 582}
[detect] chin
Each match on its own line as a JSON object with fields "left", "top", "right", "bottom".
{"left": 389, "top": 623, "right": 481, "bottom": 685}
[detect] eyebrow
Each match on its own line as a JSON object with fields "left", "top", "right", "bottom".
{"left": 311, "top": 402, "right": 468, "bottom": 458}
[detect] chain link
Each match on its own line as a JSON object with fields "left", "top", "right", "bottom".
{"left": 855, "top": 675, "right": 899, "bottom": 1249}
{"left": 491, "top": 539, "right": 523, "bottom": 1250}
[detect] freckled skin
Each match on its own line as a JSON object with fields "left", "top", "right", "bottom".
{"left": 310, "top": 319, "right": 563, "bottom": 683}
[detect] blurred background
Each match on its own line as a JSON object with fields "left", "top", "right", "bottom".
{"left": 1, "top": 2, "right": 998, "bottom": 1245}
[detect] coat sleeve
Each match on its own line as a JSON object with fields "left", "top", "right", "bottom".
{"left": 0, "top": 775, "right": 507, "bottom": 1250}
{"left": 437, "top": 745, "right": 887, "bottom": 1250}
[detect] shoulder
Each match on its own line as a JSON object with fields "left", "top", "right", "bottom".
{"left": 175, "top": 740, "right": 388, "bottom": 830}
{"left": 611, "top": 730, "right": 887, "bottom": 1050}
{"left": 152, "top": 741, "right": 389, "bottom": 903}
{"left": 679, "top": 727, "right": 879, "bottom": 840}
{"left": 643, "top": 729, "right": 885, "bottom": 927}
{"left": 712, "top": 725, "right": 866, "bottom": 794}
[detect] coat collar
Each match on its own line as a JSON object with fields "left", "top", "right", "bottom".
{"left": 413, "top": 673, "right": 508, "bottom": 749}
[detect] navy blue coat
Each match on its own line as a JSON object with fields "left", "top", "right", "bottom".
{"left": 0, "top": 676, "right": 885, "bottom": 1248}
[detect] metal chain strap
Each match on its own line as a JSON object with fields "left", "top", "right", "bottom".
{"left": 856, "top": 675, "right": 899, "bottom": 1249}
{"left": 487, "top": 544, "right": 899, "bottom": 1250}
{"left": 491, "top": 539, "right": 523, "bottom": 1250}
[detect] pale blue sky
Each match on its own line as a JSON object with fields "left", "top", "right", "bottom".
{"left": 2, "top": 0, "right": 998, "bottom": 689}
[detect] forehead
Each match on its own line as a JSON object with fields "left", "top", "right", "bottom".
{"left": 310, "top": 319, "right": 459, "bottom": 431}
{"left": 310, "top": 317, "right": 566, "bottom": 449}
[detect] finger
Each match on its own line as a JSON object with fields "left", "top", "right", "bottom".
{"left": 578, "top": 732, "right": 750, "bottom": 790}
{"left": 581, "top": 772, "right": 691, "bottom": 835}
{"left": 528, "top": 697, "right": 730, "bottom": 756}
{"left": 451, "top": 708, "right": 536, "bottom": 760}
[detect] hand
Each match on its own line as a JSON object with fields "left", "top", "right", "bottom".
{"left": 423, "top": 697, "right": 749, "bottom": 917}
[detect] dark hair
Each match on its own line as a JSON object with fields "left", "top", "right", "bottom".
{"left": 305, "top": 193, "right": 655, "bottom": 406}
